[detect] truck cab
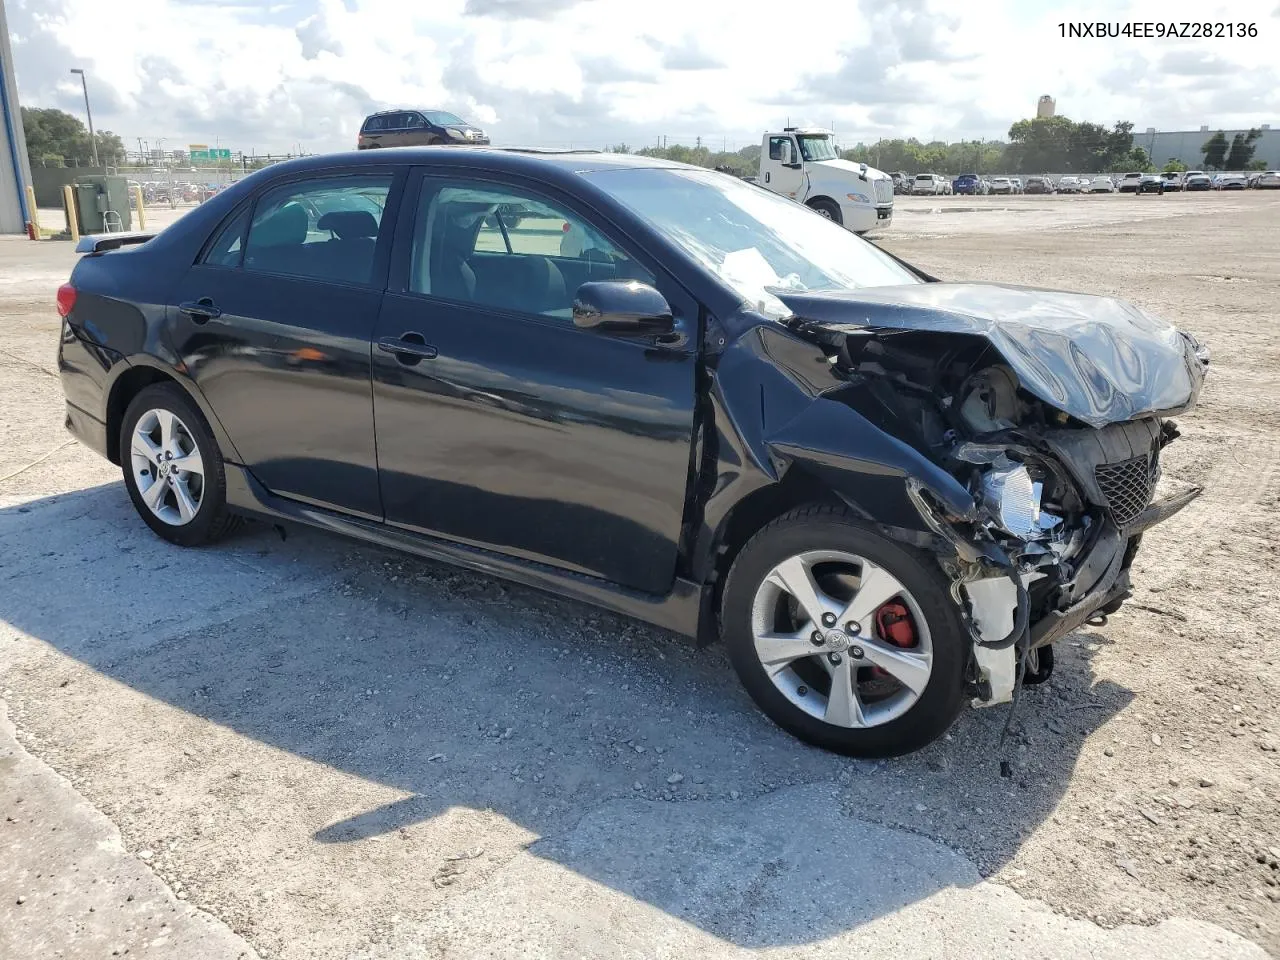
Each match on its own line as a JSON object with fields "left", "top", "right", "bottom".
{"left": 757, "top": 128, "right": 894, "bottom": 234}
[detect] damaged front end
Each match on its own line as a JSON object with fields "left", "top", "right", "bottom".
{"left": 767, "top": 283, "right": 1210, "bottom": 707}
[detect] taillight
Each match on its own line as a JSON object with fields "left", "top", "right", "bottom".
{"left": 56, "top": 283, "right": 77, "bottom": 318}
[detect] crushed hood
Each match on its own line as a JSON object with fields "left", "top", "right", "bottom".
{"left": 772, "top": 282, "right": 1208, "bottom": 428}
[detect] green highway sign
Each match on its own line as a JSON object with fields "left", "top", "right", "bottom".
{"left": 190, "top": 148, "right": 232, "bottom": 162}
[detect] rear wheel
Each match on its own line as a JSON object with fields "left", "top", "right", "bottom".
{"left": 120, "top": 384, "right": 240, "bottom": 547}
{"left": 807, "top": 198, "right": 843, "bottom": 225}
{"left": 721, "top": 505, "right": 968, "bottom": 757}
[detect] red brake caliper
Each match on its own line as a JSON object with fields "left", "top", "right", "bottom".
{"left": 871, "top": 601, "right": 917, "bottom": 678}
{"left": 875, "top": 601, "right": 917, "bottom": 648}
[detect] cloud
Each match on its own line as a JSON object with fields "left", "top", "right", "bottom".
{"left": 1159, "top": 50, "right": 1233, "bottom": 77}
{"left": 5, "top": 0, "right": 1276, "bottom": 157}
{"left": 462, "top": 0, "right": 589, "bottom": 19}
{"left": 791, "top": 0, "right": 969, "bottom": 107}
{"left": 653, "top": 36, "right": 723, "bottom": 71}
{"left": 295, "top": 12, "right": 343, "bottom": 59}
{"left": 580, "top": 58, "right": 657, "bottom": 85}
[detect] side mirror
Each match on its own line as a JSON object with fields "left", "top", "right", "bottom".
{"left": 858, "top": 162, "right": 868, "bottom": 179}
{"left": 573, "top": 281, "right": 674, "bottom": 335}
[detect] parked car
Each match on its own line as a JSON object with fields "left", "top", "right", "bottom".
{"left": 1252, "top": 170, "right": 1280, "bottom": 189}
{"left": 1136, "top": 175, "right": 1166, "bottom": 195}
{"left": 951, "top": 173, "right": 986, "bottom": 195}
{"left": 1009, "top": 177, "right": 1024, "bottom": 194}
{"left": 910, "top": 173, "right": 949, "bottom": 195}
{"left": 1158, "top": 172, "right": 1184, "bottom": 191}
{"left": 1055, "top": 176, "right": 1082, "bottom": 194}
{"left": 357, "top": 109, "right": 489, "bottom": 149}
{"left": 1212, "top": 173, "right": 1247, "bottom": 190}
{"left": 1116, "top": 172, "right": 1144, "bottom": 193}
{"left": 890, "top": 171, "right": 911, "bottom": 195}
{"left": 1183, "top": 171, "right": 1212, "bottom": 191}
{"left": 1023, "top": 176, "right": 1054, "bottom": 195}
{"left": 56, "top": 148, "right": 1209, "bottom": 758}
{"left": 987, "top": 177, "right": 1014, "bottom": 195}
{"left": 1087, "top": 176, "right": 1117, "bottom": 193}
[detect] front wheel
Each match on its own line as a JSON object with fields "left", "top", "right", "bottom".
{"left": 807, "top": 198, "right": 843, "bottom": 225}
{"left": 720, "top": 505, "right": 968, "bottom": 757}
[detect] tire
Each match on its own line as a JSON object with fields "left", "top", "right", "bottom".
{"left": 807, "top": 198, "right": 843, "bottom": 225}
{"left": 119, "top": 383, "right": 241, "bottom": 547}
{"left": 720, "top": 504, "right": 969, "bottom": 757}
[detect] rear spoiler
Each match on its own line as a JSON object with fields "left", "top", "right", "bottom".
{"left": 75, "top": 232, "right": 157, "bottom": 254}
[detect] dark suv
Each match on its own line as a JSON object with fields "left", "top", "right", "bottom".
{"left": 357, "top": 110, "right": 489, "bottom": 149}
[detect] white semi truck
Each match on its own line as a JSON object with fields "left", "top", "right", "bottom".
{"left": 756, "top": 127, "right": 894, "bottom": 234}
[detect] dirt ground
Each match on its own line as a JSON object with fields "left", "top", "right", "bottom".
{"left": 1, "top": 190, "right": 1278, "bottom": 959}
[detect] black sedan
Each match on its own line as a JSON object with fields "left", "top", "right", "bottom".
{"left": 56, "top": 148, "right": 1208, "bottom": 757}
{"left": 1136, "top": 175, "right": 1166, "bottom": 195}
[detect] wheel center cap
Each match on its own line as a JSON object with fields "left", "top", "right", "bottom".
{"left": 824, "top": 630, "right": 849, "bottom": 651}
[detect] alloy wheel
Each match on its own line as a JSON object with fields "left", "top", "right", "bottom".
{"left": 749, "top": 550, "right": 933, "bottom": 729}
{"left": 130, "top": 408, "right": 205, "bottom": 526}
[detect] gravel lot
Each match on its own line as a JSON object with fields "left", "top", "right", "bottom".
{"left": 1, "top": 191, "right": 1278, "bottom": 959}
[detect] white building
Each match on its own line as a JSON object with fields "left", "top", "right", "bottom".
{"left": 1137, "top": 124, "right": 1278, "bottom": 170}
{"left": 1036, "top": 96, "right": 1056, "bottom": 119}
{"left": 1, "top": 0, "right": 35, "bottom": 234}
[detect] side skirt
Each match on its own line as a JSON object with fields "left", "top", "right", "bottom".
{"left": 224, "top": 465, "right": 705, "bottom": 639}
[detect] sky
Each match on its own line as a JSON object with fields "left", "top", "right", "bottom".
{"left": 6, "top": 0, "right": 1279, "bottom": 155}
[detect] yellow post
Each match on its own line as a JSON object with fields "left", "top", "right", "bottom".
{"left": 25, "top": 186, "right": 40, "bottom": 239}
{"left": 63, "top": 184, "right": 80, "bottom": 244}
{"left": 132, "top": 185, "right": 146, "bottom": 230}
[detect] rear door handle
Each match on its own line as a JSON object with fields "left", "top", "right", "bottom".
{"left": 378, "top": 334, "right": 438, "bottom": 362}
{"left": 179, "top": 298, "right": 221, "bottom": 322}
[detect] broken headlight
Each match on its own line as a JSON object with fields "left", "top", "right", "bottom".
{"left": 980, "top": 458, "right": 1042, "bottom": 538}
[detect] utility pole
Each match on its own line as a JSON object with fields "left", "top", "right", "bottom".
{"left": 69, "top": 68, "right": 98, "bottom": 167}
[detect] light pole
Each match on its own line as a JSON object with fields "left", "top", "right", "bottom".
{"left": 69, "top": 68, "right": 98, "bottom": 167}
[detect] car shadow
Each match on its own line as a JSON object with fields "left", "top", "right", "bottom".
{"left": 0, "top": 483, "right": 1133, "bottom": 949}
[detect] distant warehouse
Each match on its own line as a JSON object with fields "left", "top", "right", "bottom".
{"left": 1136, "top": 124, "right": 1277, "bottom": 169}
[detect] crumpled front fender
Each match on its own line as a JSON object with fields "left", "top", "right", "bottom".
{"left": 693, "top": 320, "right": 975, "bottom": 579}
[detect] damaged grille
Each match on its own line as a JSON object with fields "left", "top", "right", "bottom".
{"left": 1094, "top": 453, "right": 1158, "bottom": 526}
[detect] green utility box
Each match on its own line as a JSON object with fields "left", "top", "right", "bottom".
{"left": 72, "top": 176, "right": 132, "bottom": 234}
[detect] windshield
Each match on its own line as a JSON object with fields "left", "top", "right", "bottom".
{"left": 587, "top": 167, "right": 919, "bottom": 319}
{"left": 796, "top": 135, "right": 838, "bottom": 162}
{"left": 424, "top": 111, "right": 467, "bottom": 127}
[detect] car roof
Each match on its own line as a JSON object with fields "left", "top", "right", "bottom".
{"left": 250, "top": 146, "right": 690, "bottom": 179}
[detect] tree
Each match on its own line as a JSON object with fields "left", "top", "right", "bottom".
{"left": 1125, "top": 146, "right": 1155, "bottom": 172}
{"left": 1201, "top": 131, "right": 1228, "bottom": 170}
{"left": 1245, "top": 158, "right": 1268, "bottom": 171}
{"left": 1162, "top": 159, "right": 1188, "bottom": 173}
{"left": 1223, "top": 128, "right": 1262, "bottom": 170}
{"left": 1005, "top": 116, "right": 1138, "bottom": 173}
{"left": 20, "top": 106, "right": 125, "bottom": 167}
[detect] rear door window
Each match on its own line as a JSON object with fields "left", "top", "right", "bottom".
{"left": 202, "top": 205, "right": 251, "bottom": 267}
{"left": 243, "top": 175, "right": 393, "bottom": 287}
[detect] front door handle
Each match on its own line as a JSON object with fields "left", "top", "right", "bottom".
{"left": 179, "top": 298, "right": 221, "bottom": 323}
{"left": 764, "top": 172, "right": 770, "bottom": 183}
{"left": 378, "top": 333, "right": 438, "bottom": 363}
